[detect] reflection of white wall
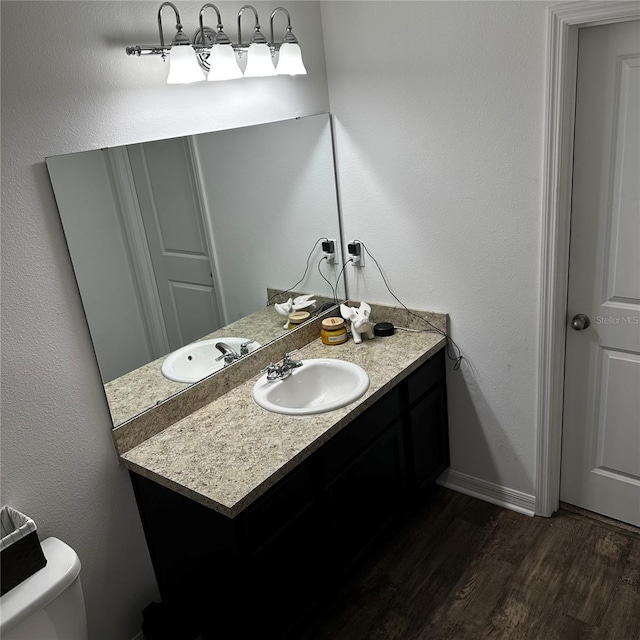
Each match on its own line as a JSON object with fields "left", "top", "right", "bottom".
{"left": 1, "top": 2, "right": 329, "bottom": 639}
{"left": 46, "top": 151, "right": 153, "bottom": 383}
{"left": 194, "top": 115, "right": 344, "bottom": 324}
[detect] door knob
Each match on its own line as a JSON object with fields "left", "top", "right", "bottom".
{"left": 571, "top": 313, "right": 591, "bottom": 331}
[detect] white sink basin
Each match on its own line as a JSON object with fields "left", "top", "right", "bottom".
{"left": 252, "top": 358, "right": 369, "bottom": 416}
{"left": 161, "top": 337, "right": 261, "bottom": 384}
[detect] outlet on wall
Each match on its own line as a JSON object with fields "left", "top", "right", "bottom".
{"left": 347, "top": 240, "right": 364, "bottom": 267}
{"left": 322, "top": 238, "right": 338, "bottom": 264}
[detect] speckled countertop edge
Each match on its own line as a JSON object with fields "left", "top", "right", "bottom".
{"left": 121, "top": 325, "right": 447, "bottom": 518}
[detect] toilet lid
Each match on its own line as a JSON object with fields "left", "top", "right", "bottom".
{"left": 0, "top": 537, "right": 81, "bottom": 633}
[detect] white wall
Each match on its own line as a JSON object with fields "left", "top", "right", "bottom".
{"left": 0, "top": 1, "right": 329, "bottom": 638}
{"left": 321, "top": 1, "right": 553, "bottom": 497}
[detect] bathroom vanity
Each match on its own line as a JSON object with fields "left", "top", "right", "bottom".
{"left": 47, "top": 109, "right": 451, "bottom": 637}
{"left": 120, "top": 323, "right": 449, "bottom": 638}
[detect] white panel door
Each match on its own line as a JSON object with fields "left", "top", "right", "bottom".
{"left": 128, "top": 138, "right": 223, "bottom": 351}
{"left": 561, "top": 20, "right": 640, "bottom": 526}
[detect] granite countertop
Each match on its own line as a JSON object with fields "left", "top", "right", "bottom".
{"left": 121, "top": 328, "right": 447, "bottom": 518}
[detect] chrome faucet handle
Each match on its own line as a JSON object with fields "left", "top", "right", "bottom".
{"left": 283, "top": 350, "right": 303, "bottom": 367}
{"left": 240, "top": 339, "right": 255, "bottom": 355}
{"left": 261, "top": 363, "right": 280, "bottom": 381}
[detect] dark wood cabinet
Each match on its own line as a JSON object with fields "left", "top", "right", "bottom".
{"left": 409, "top": 384, "right": 449, "bottom": 489}
{"left": 402, "top": 348, "right": 449, "bottom": 493}
{"left": 324, "top": 419, "right": 406, "bottom": 574}
{"left": 130, "top": 346, "right": 448, "bottom": 639}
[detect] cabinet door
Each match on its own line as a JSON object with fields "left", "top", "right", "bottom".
{"left": 244, "top": 460, "right": 317, "bottom": 553}
{"left": 408, "top": 384, "right": 449, "bottom": 490}
{"left": 225, "top": 504, "right": 324, "bottom": 639}
{"left": 325, "top": 420, "right": 405, "bottom": 573}
{"left": 320, "top": 387, "right": 400, "bottom": 482}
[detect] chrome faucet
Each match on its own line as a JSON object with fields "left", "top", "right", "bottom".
{"left": 263, "top": 351, "right": 303, "bottom": 382}
{"left": 215, "top": 342, "right": 240, "bottom": 365}
{"left": 215, "top": 339, "right": 256, "bottom": 365}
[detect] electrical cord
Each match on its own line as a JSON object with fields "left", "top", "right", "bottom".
{"left": 266, "top": 237, "right": 328, "bottom": 307}
{"left": 317, "top": 257, "right": 337, "bottom": 304}
{"left": 352, "top": 239, "right": 464, "bottom": 370}
{"left": 316, "top": 255, "right": 354, "bottom": 305}
{"left": 334, "top": 257, "right": 353, "bottom": 303}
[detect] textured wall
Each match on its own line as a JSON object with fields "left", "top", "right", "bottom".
{"left": 0, "top": 2, "right": 329, "bottom": 638}
{"left": 321, "top": 1, "right": 552, "bottom": 497}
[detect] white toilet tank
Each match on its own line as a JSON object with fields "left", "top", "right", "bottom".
{"left": 0, "top": 537, "right": 88, "bottom": 640}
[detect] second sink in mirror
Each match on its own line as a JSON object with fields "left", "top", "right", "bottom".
{"left": 162, "top": 338, "right": 261, "bottom": 384}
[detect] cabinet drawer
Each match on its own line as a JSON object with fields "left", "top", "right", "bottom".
{"left": 406, "top": 348, "right": 445, "bottom": 405}
{"left": 244, "top": 461, "right": 315, "bottom": 551}
{"left": 320, "top": 386, "right": 400, "bottom": 482}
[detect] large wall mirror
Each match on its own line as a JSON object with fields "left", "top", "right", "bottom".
{"left": 47, "top": 113, "right": 345, "bottom": 429}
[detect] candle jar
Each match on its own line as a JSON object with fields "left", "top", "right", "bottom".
{"left": 321, "top": 317, "right": 348, "bottom": 345}
{"left": 287, "top": 311, "right": 310, "bottom": 329}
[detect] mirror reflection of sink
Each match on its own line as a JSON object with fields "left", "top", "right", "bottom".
{"left": 161, "top": 338, "right": 261, "bottom": 384}
{"left": 252, "top": 359, "right": 369, "bottom": 416}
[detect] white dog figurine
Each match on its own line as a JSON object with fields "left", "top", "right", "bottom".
{"left": 340, "top": 302, "right": 374, "bottom": 344}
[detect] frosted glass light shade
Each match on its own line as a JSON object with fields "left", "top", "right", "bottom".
{"left": 166, "top": 45, "right": 205, "bottom": 84}
{"left": 276, "top": 43, "right": 307, "bottom": 76}
{"left": 243, "top": 43, "right": 277, "bottom": 77}
{"left": 207, "top": 44, "right": 243, "bottom": 81}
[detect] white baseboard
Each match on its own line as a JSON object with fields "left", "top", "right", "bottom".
{"left": 437, "top": 469, "right": 536, "bottom": 517}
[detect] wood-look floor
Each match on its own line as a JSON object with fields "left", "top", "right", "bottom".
{"left": 300, "top": 488, "right": 640, "bottom": 640}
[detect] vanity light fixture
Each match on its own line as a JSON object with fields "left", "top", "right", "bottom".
{"left": 238, "top": 5, "right": 278, "bottom": 77}
{"left": 198, "top": 3, "right": 242, "bottom": 81}
{"left": 158, "top": 2, "right": 204, "bottom": 84}
{"left": 270, "top": 7, "right": 307, "bottom": 76}
{"left": 126, "top": 3, "right": 307, "bottom": 83}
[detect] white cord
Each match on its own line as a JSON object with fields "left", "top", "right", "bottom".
{"left": 393, "top": 325, "right": 427, "bottom": 333}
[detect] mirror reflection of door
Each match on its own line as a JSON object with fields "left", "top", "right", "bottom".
{"left": 126, "top": 138, "right": 223, "bottom": 354}
{"left": 46, "top": 148, "right": 163, "bottom": 383}
{"left": 47, "top": 140, "right": 224, "bottom": 385}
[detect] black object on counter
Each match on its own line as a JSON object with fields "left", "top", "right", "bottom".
{"left": 373, "top": 322, "right": 395, "bottom": 337}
